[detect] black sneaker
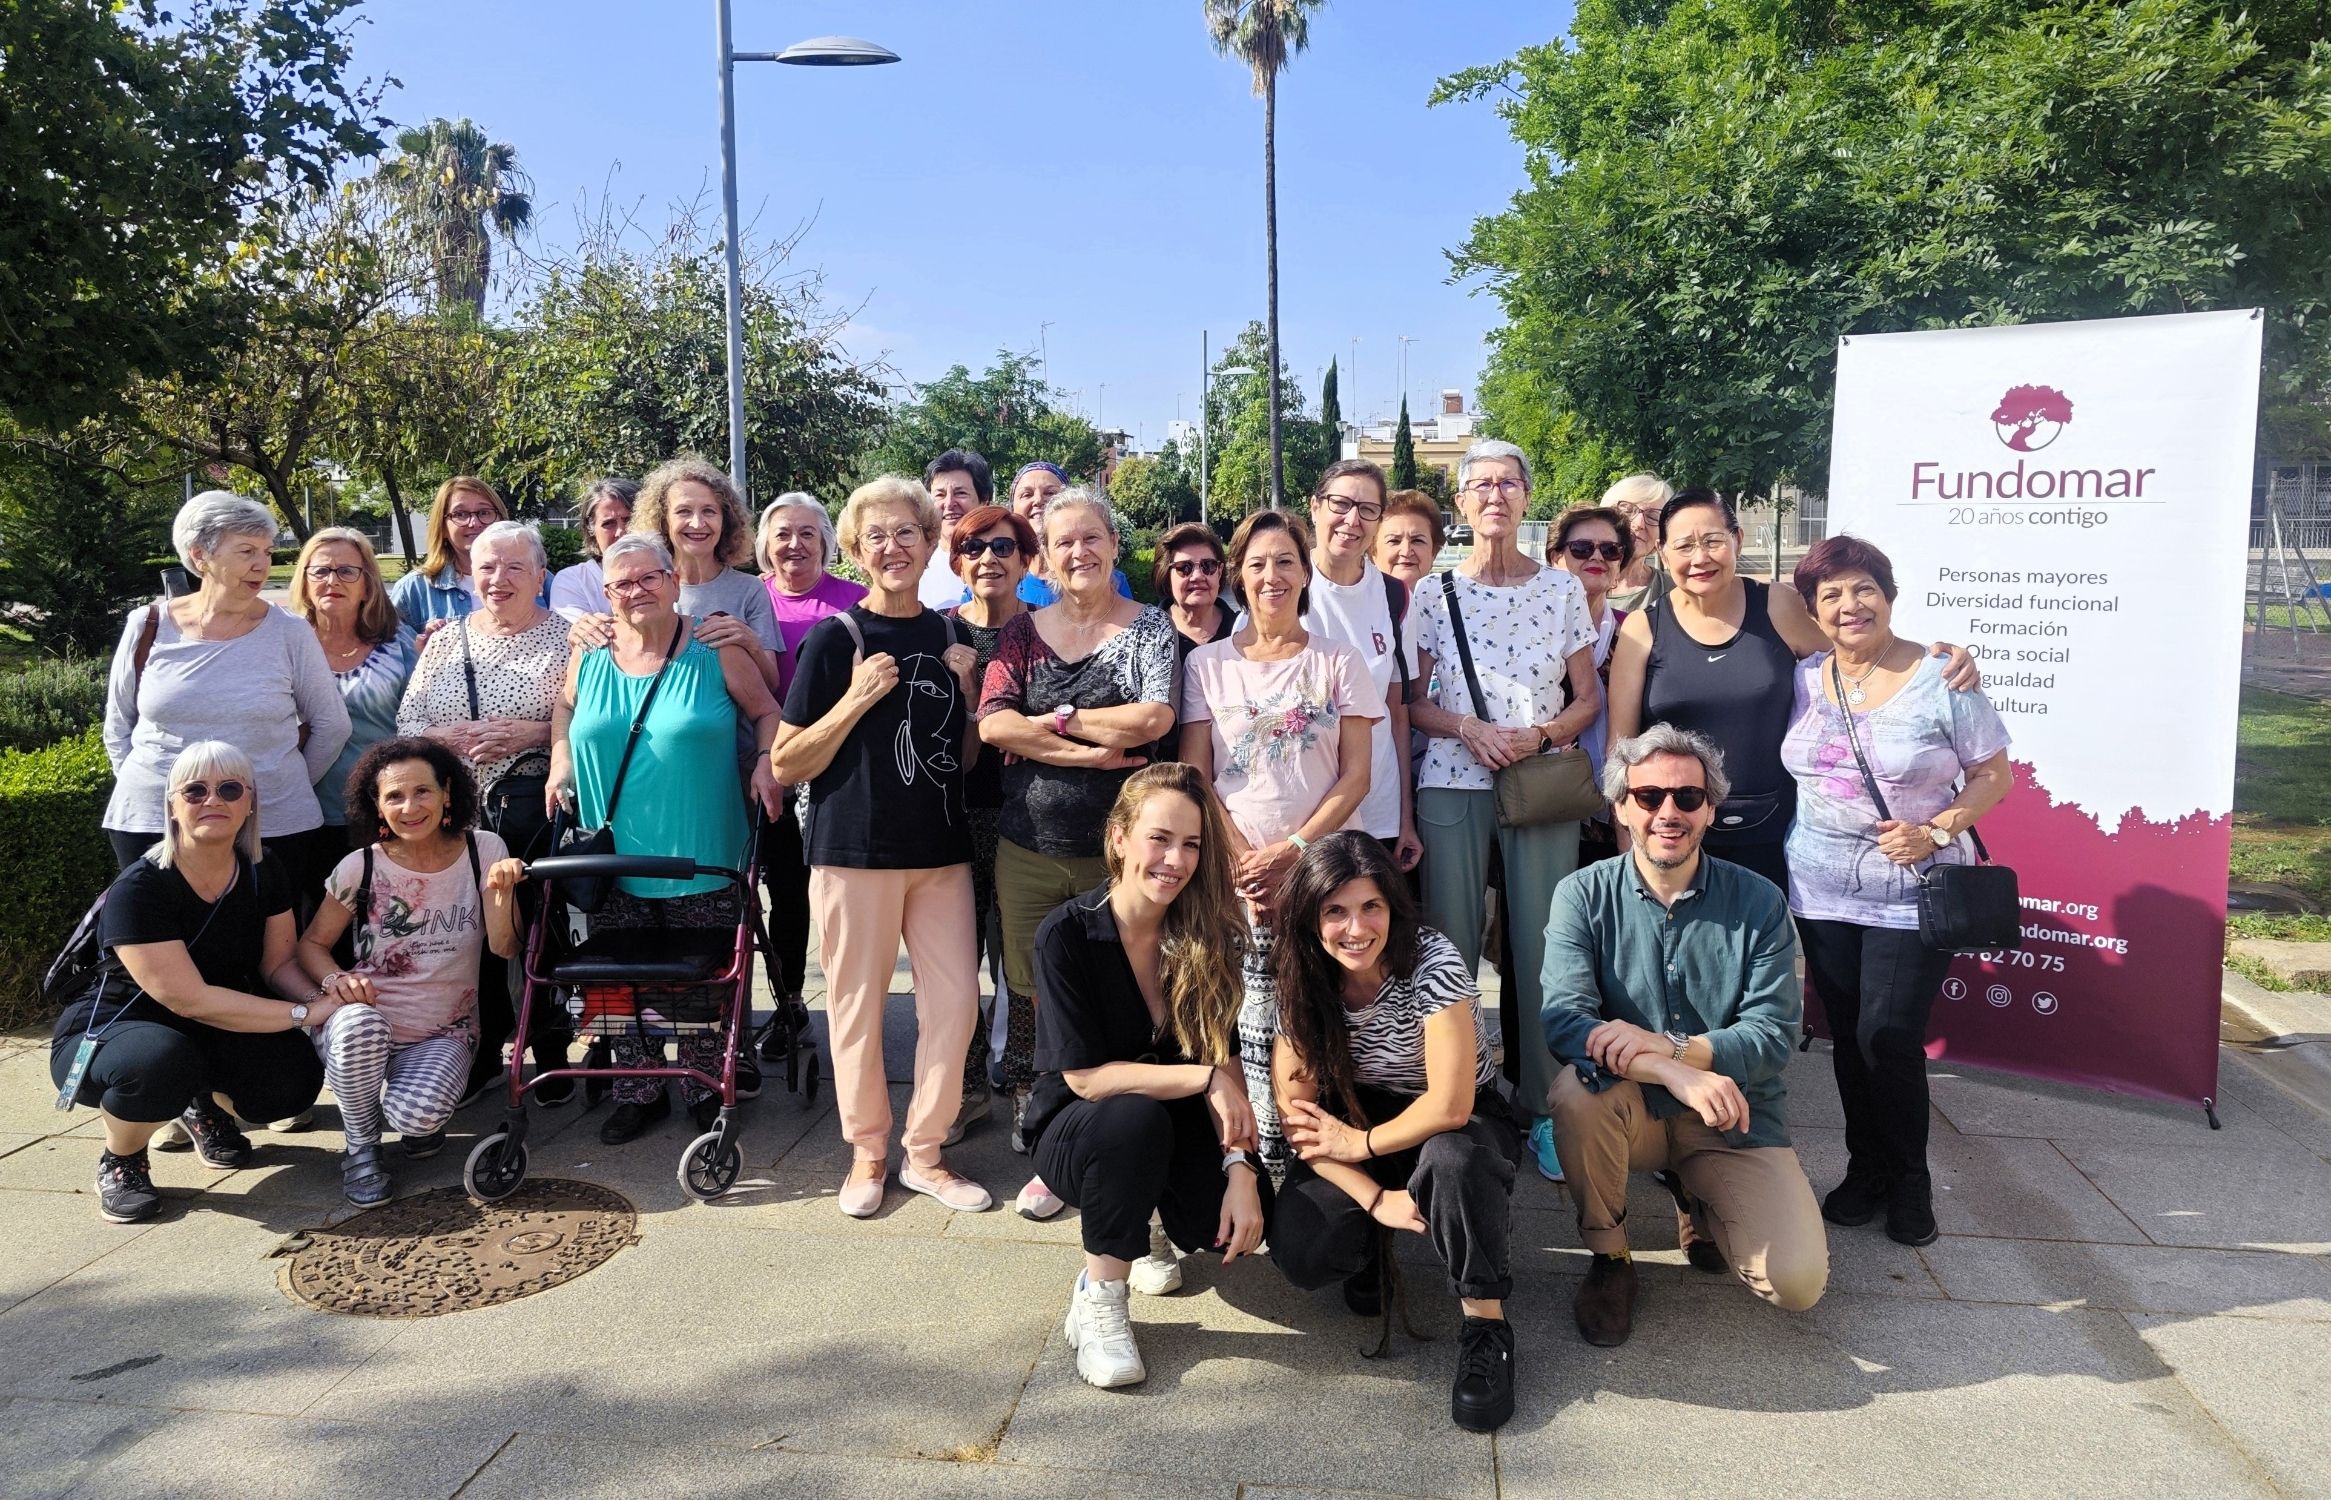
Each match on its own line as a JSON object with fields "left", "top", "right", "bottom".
{"left": 1451, "top": 1316, "right": 1516, "bottom": 1432}
{"left": 179, "top": 1098, "right": 252, "bottom": 1169}
{"left": 1822, "top": 1163, "right": 1891, "bottom": 1228}
{"left": 599, "top": 1092, "right": 670, "bottom": 1145}
{"left": 400, "top": 1130, "right": 446, "bottom": 1159}
{"left": 690, "top": 1093, "right": 722, "bottom": 1132}
{"left": 1885, "top": 1175, "right": 1939, "bottom": 1247}
{"left": 531, "top": 1041, "right": 576, "bottom": 1107}
{"left": 734, "top": 1055, "right": 762, "bottom": 1101}
{"left": 96, "top": 1149, "right": 161, "bottom": 1223}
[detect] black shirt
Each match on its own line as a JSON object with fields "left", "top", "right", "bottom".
{"left": 53, "top": 854, "right": 291, "bottom": 1040}
{"left": 1642, "top": 578, "right": 1799, "bottom": 847}
{"left": 781, "top": 605, "right": 973, "bottom": 869}
{"left": 1025, "top": 883, "right": 1232, "bottom": 1148}
{"left": 951, "top": 614, "right": 1009, "bottom": 811}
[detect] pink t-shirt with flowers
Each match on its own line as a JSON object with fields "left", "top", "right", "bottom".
{"left": 1179, "top": 637, "right": 1385, "bottom": 848}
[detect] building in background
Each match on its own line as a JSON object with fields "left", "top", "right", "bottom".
{"left": 1343, "top": 388, "right": 1477, "bottom": 486}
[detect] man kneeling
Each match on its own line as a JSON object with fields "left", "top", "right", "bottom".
{"left": 1540, "top": 724, "right": 1827, "bottom": 1346}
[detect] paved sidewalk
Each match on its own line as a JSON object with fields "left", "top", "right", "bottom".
{"left": 3, "top": 992, "right": 2330, "bottom": 1500}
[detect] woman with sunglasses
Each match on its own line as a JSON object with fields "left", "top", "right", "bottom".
{"left": 942, "top": 504, "right": 1038, "bottom": 1141}
{"left": 1547, "top": 506, "right": 1636, "bottom": 865}
{"left": 1155, "top": 521, "right": 1235, "bottom": 660}
{"left": 52, "top": 743, "right": 337, "bottom": 1224}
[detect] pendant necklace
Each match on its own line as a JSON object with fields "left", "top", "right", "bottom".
{"left": 1840, "top": 655, "right": 1880, "bottom": 705}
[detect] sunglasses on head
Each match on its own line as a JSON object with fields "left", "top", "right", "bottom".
{"left": 1624, "top": 785, "right": 1710, "bottom": 813}
{"left": 176, "top": 780, "right": 249, "bottom": 805}
{"left": 1169, "top": 557, "right": 1223, "bottom": 578}
{"left": 956, "top": 536, "right": 1023, "bottom": 560}
{"left": 1563, "top": 539, "right": 1625, "bottom": 563}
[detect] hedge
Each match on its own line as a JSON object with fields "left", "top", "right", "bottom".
{"left": 0, "top": 657, "right": 108, "bottom": 753}
{"left": 0, "top": 729, "right": 114, "bottom": 1030}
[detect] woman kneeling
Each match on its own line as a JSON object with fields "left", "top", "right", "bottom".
{"left": 295, "top": 739, "right": 524, "bottom": 1205}
{"left": 1027, "top": 764, "right": 1270, "bottom": 1389}
{"left": 1269, "top": 831, "right": 1522, "bottom": 1432}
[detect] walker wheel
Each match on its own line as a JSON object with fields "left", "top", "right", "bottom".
{"left": 799, "top": 1048, "right": 820, "bottom": 1108}
{"left": 464, "top": 1132, "right": 528, "bottom": 1202}
{"left": 679, "top": 1128, "right": 742, "bottom": 1200}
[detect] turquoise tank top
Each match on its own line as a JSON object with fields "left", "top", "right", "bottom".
{"left": 571, "top": 635, "right": 747, "bottom": 898}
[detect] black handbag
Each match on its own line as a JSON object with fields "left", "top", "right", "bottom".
{"left": 1830, "top": 655, "right": 2020, "bottom": 953}
{"left": 553, "top": 621, "right": 685, "bottom": 914}
{"left": 460, "top": 618, "right": 552, "bottom": 860}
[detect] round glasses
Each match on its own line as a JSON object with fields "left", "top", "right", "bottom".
{"left": 175, "top": 780, "right": 249, "bottom": 805}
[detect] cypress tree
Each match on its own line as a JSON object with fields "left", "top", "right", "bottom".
{"left": 1391, "top": 396, "right": 1417, "bottom": 489}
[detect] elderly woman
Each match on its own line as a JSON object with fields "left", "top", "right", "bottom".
{"left": 1011, "top": 462, "right": 1130, "bottom": 606}
{"left": 397, "top": 519, "right": 572, "bottom": 1096}
{"left": 978, "top": 488, "right": 1177, "bottom": 1216}
{"left": 390, "top": 476, "right": 543, "bottom": 631}
{"left": 1180, "top": 509, "right": 1383, "bottom": 1173}
{"left": 51, "top": 743, "right": 340, "bottom": 1224}
{"left": 1372, "top": 489, "right": 1445, "bottom": 597}
{"left": 290, "top": 528, "right": 419, "bottom": 854}
{"left": 548, "top": 477, "right": 639, "bottom": 618}
{"left": 1406, "top": 440, "right": 1602, "bottom": 1187}
{"left": 1155, "top": 521, "right": 1234, "bottom": 661}
{"left": 944, "top": 503, "right": 1037, "bottom": 1140}
{"left": 774, "top": 477, "right": 989, "bottom": 1214}
{"left": 1269, "top": 832, "right": 1518, "bottom": 1432}
{"left": 550, "top": 533, "right": 783, "bottom": 1144}
{"left": 1600, "top": 473, "right": 1672, "bottom": 613}
{"left": 1547, "top": 505, "right": 1637, "bottom": 866}
{"left": 1783, "top": 536, "right": 2011, "bottom": 1247}
{"left": 103, "top": 492, "right": 349, "bottom": 905}
{"left": 753, "top": 492, "right": 866, "bottom": 1046}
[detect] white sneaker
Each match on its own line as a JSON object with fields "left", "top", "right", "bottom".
{"left": 1065, "top": 1272, "right": 1145, "bottom": 1388}
{"left": 1127, "top": 1220, "right": 1183, "bottom": 1296}
{"left": 1014, "top": 1175, "right": 1065, "bottom": 1220}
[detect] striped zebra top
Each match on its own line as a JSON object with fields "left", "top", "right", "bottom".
{"left": 1344, "top": 927, "right": 1497, "bottom": 1096}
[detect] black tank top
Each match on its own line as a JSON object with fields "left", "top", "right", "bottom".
{"left": 1641, "top": 578, "right": 1796, "bottom": 846}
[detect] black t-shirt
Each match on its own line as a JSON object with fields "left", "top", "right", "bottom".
{"left": 953, "top": 615, "right": 1008, "bottom": 811}
{"left": 781, "top": 605, "right": 974, "bottom": 869}
{"left": 1025, "top": 884, "right": 1233, "bottom": 1148}
{"left": 52, "top": 854, "right": 291, "bottom": 1041}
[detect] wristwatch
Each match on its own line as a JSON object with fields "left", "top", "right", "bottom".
{"left": 1926, "top": 824, "right": 1952, "bottom": 848}
{"left": 1663, "top": 1028, "right": 1690, "bottom": 1061}
{"left": 1536, "top": 729, "right": 1554, "bottom": 755}
{"left": 288, "top": 1002, "right": 310, "bottom": 1028}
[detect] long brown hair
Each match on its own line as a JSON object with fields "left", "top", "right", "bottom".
{"left": 1103, "top": 763, "right": 1249, "bottom": 1066}
{"left": 419, "top": 476, "right": 506, "bottom": 577}
{"left": 289, "top": 527, "right": 399, "bottom": 645}
{"left": 1271, "top": 831, "right": 1423, "bottom": 1127}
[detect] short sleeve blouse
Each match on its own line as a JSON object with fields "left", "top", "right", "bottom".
{"left": 1408, "top": 566, "right": 1598, "bottom": 792}
{"left": 396, "top": 612, "right": 573, "bottom": 786}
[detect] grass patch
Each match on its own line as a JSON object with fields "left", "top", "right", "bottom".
{"left": 2228, "top": 686, "right": 2331, "bottom": 984}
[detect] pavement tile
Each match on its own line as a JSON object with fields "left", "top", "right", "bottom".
{"left": 0, "top": 1203, "right": 160, "bottom": 1316}
{"left": 0, "top": 1048, "right": 80, "bottom": 1136}
{"left": 1922, "top": 1237, "right": 2331, "bottom": 1321}
{"left": 2130, "top": 1313, "right": 2331, "bottom": 1500}
{"left": 0, "top": 1396, "right": 173, "bottom": 1499}
{"left": 2217, "top": 1051, "right": 2331, "bottom": 1153}
{"left": 1926, "top": 1062, "right": 2285, "bottom": 1146}
{"left": 0, "top": 1133, "right": 234, "bottom": 1198}
{"left": 44, "top": 1408, "right": 510, "bottom": 1500}
{"left": 1917, "top": 1132, "right": 2149, "bottom": 1244}
{"left": 2053, "top": 1137, "right": 2331, "bottom": 1252}
{"left": 1497, "top": 1276, "right": 2276, "bottom": 1500}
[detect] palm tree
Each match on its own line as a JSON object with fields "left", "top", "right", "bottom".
{"left": 1206, "top": 0, "right": 1319, "bottom": 509}
{"left": 377, "top": 118, "right": 533, "bottom": 317}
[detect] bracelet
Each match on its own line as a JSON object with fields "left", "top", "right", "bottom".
{"left": 1363, "top": 1126, "right": 1376, "bottom": 1160}
{"left": 1367, "top": 1185, "right": 1385, "bottom": 1215}
{"left": 1287, "top": 833, "right": 1308, "bottom": 851}
{"left": 1221, "top": 1148, "right": 1252, "bottom": 1176}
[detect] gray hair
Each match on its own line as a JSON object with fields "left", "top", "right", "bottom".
{"left": 153, "top": 740, "right": 263, "bottom": 869}
{"left": 1600, "top": 473, "right": 1673, "bottom": 512}
{"left": 758, "top": 493, "right": 838, "bottom": 572}
{"left": 471, "top": 519, "right": 546, "bottom": 570}
{"left": 1043, "top": 486, "right": 1119, "bottom": 542}
{"left": 172, "top": 490, "right": 277, "bottom": 572}
{"left": 602, "top": 532, "right": 675, "bottom": 574}
{"left": 1457, "top": 439, "right": 1533, "bottom": 494}
{"left": 1601, "top": 723, "right": 1732, "bottom": 808}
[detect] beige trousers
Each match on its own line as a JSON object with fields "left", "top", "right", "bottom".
{"left": 1551, "top": 1068, "right": 1829, "bottom": 1312}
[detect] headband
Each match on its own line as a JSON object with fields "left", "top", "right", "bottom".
{"left": 1012, "top": 461, "right": 1068, "bottom": 486}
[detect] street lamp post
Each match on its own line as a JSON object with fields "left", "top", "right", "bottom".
{"left": 716, "top": 8, "right": 898, "bottom": 503}
{"left": 1199, "top": 335, "right": 1258, "bottom": 528}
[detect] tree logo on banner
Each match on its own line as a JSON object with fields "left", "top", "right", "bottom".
{"left": 1989, "top": 384, "right": 2075, "bottom": 452}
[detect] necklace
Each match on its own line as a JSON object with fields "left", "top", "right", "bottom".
{"left": 1839, "top": 654, "right": 1882, "bottom": 705}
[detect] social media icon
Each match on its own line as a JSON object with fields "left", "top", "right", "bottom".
{"left": 2032, "top": 991, "right": 2059, "bottom": 1016}
{"left": 1942, "top": 978, "right": 1968, "bottom": 1002}
{"left": 1985, "top": 984, "right": 2012, "bottom": 1008}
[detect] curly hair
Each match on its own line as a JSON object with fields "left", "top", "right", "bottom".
{"left": 343, "top": 736, "right": 482, "bottom": 838}
{"left": 1270, "top": 831, "right": 1422, "bottom": 1127}
{"left": 1102, "top": 764, "right": 1250, "bottom": 1067}
{"left": 634, "top": 457, "right": 754, "bottom": 569}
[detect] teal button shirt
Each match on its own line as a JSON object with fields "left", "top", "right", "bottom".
{"left": 1541, "top": 853, "right": 1802, "bottom": 1148}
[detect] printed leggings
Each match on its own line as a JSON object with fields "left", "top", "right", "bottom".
{"left": 317, "top": 1004, "right": 474, "bottom": 1149}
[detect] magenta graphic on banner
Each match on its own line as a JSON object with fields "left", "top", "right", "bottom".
{"left": 1828, "top": 311, "right": 2262, "bottom": 1110}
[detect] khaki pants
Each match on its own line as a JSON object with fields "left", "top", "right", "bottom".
{"left": 1550, "top": 1068, "right": 1828, "bottom": 1312}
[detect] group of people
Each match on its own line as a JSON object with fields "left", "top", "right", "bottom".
{"left": 54, "top": 436, "right": 2012, "bottom": 1436}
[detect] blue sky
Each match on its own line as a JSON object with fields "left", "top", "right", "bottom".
{"left": 350, "top": 1, "right": 1571, "bottom": 447}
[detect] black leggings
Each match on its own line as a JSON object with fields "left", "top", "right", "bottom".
{"left": 50, "top": 1018, "right": 323, "bottom": 1126}
{"left": 1273, "top": 1087, "right": 1522, "bottom": 1301}
{"left": 760, "top": 804, "right": 811, "bottom": 999}
{"left": 1796, "top": 917, "right": 1955, "bottom": 1187}
{"left": 1034, "top": 1092, "right": 1276, "bottom": 1263}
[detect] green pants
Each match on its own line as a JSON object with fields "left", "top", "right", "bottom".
{"left": 1416, "top": 786, "right": 1580, "bottom": 1119}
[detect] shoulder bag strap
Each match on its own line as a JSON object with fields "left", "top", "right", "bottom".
{"left": 1830, "top": 655, "right": 1896, "bottom": 826}
{"left": 458, "top": 616, "right": 481, "bottom": 721}
{"left": 465, "top": 829, "right": 482, "bottom": 892}
{"left": 133, "top": 605, "right": 161, "bottom": 685}
{"left": 832, "top": 607, "right": 867, "bottom": 663}
{"left": 355, "top": 846, "right": 376, "bottom": 933}
{"left": 1382, "top": 571, "right": 1413, "bottom": 703}
{"left": 600, "top": 621, "right": 686, "bottom": 827}
{"left": 1439, "top": 571, "right": 1493, "bottom": 724}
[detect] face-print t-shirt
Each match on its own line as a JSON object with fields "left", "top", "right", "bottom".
{"left": 782, "top": 606, "right": 973, "bottom": 870}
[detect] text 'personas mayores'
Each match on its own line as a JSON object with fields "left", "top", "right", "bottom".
{"left": 1923, "top": 568, "right": 2121, "bottom": 718}
{"left": 1909, "top": 458, "right": 2155, "bottom": 530}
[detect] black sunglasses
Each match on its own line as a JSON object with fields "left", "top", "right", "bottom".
{"left": 1624, "top": 785, "right": 1710, "bottom": 813}
{"left": 1169, "top": 557, "right": 1223, "bottom": 578}
{"left": 957, "top": 536, "right": 1023, "bottom": 560}
{"left": 176, "top": 780, "right": 249, "bottom": 805}
{"left": 1563, "top": 539, "right": 1625, "bottom": 563}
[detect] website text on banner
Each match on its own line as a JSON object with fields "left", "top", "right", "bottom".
{"left": 1825, "top": 309, "right": 2263, "bottom": 1111}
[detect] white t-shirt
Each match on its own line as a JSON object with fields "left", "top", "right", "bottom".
{"left": 1299, "top": 562, "right": 1417, "bottom": 839}
{"left": 917, "top": 555, "right": 968, "bottom": 609}
{"left": 1409, "top": 565, "right": 1597, "bottom": 792}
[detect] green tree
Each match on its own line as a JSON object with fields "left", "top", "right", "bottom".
{"left": 1206, "top": 322, "right": 1317, "bottom": 517}
{"left": 338, "top": 313, "right": 504, "bottom": 561}
{"left": 861, "top": 351, "right": 1105, "bottom": 488}
{"left": 0, "top": 0, "right": 384, "bottom": 430}
{"left": 1442, "top": 0, "right": 2331, "bottom": 496}
{"left": 0, "top": 434, "right": 176, "bottom": 657}
{"left": 1317, "top": 359, "right": 1343, "bottom": 475}
{"left": 1206, "top": 0, "right": 1324, "bottom": 508}
{"left": 1390, "top": 397, "right": 1417, "bottom": 490}
{"left": 377, "top": 118, "right": 534, "bottom": 318}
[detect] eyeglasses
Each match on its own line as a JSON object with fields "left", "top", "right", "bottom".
{"left": 1169, "top": 557, "right": 1223, "bottom": 578}
{"left": 1665, "top": 532, "right": 1735, "bottom": 557}
{"left": 858, "top": 525, "right": 924, "bottom": 550}
{"left": 1463, "top": 478, "right": 1527, "bottom": 498}
{"left": 304, "top": 564, "right": 366, "bottom": 583}
{"left": 1623, "top": 785, "right": 1711, "bottom": 813}
{"left": 1562, "top": 539, "right": 1625, "bottom": 563}
{"left": 957, "top": 536, "right": 1022, "bottom": 560}
{"left": 447, "top": 508, "right": 501, "bottom": 525}
{"left": 175, "top": 780, "right": 249, "bottom": 805}
{"left": 604, "top": 569, "right": 672, "bottom": 598}
{"left": 1318, "top": 495, "right": 1385, "bottom": 524}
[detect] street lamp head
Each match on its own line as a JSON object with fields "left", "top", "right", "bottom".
{"left": 1217, "top": 365, "right": 1259, "bottom": 379}
{"left": 776, "top": 35, "right": 901, "bottom": 66}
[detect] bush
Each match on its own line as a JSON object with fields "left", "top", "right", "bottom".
{"left": 0, "top": 658, "right": 108, "bottom": 753}
{"left": 0, "top": 729, "right": 114, "bottom": 1029}
{"left": 540, "top": 523, "right": 585, "bottom": 575}
{"left": 0, "top": 447, "right": 174, "bottom": 657}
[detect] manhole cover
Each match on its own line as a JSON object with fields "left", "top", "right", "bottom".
{"left": 284, "top": 1179, "right": 637, "bottom": 1318}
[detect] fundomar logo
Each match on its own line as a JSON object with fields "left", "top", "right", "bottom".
{"left": 1991, "top": 385, "right": 2073, "bottom": 452}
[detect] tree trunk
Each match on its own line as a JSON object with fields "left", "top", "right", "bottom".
{"left": 1264, "top": 65, "right": 1284, "bottom": 511}
{"left": 380, "top": 463, "right": 418, "bottom": 564}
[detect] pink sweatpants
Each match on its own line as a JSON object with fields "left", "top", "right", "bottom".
{"left": 810, "top": 863, "right": 978, "bottom": 1172}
